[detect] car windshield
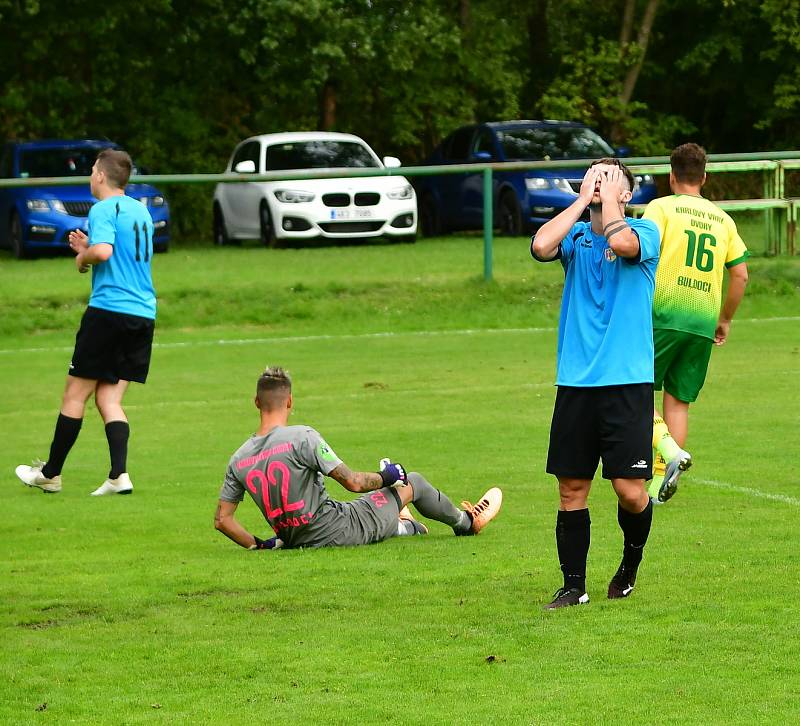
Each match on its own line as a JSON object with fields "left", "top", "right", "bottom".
{"left": 17, "top": 146, "right": 109, "bottom": 178}
{"left": 497, "top": 127, "right": 614, "bottom": 161}
{"left": 265, "top": 141, "right": 379, "bottom": 171}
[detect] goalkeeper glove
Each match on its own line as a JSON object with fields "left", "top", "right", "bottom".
{"left": 378, "top": 458, "right": 408, "bottom": 486}
{"left": 250, "top": 535, "right": 283, "bottom": 550}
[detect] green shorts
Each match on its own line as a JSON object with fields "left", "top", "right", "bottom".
{"left": 653, "top": 328, "right": 713, "bottom": 403}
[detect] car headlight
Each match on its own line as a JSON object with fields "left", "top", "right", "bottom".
{"left": 50, "top": 200, "right": 67, "bottom": 214}
{"left": 387, "top": 184, "right": 413, "bottom": 200}
{"left": 140, "top": 195, "right": 166, "bottom": 207}
{"left": 552, "top": 178, "right": 576, "bottom": 194}
{"left": 525, "top": 177, "right": 551, "bottom": 191}
{"left": 274, "top": 189, "right": 315, "bottom": 203}
{"left": 26, "top": 199, "right": 50, "bottom": 211}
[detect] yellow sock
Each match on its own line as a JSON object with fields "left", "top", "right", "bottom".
{"left": 648, "top": 453, "right": 666, "bottom": 499}
{"left": 653, "top": 417, "right": 680, "bottom": 462}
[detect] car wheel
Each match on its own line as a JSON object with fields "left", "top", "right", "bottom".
{"left": 9, "top": 211, "right": 27, "bottom": 259}
{"left": 498, "top": 191, "right": 523, "bottom": 236}
{"left": 259, "top": 201, "right": 278, "bottom": 247}
{"left": 419, "top": 194, "right": 442, "bottom": 237}
{"left": 213, "top": 204, "right": 230, "bottom": 246}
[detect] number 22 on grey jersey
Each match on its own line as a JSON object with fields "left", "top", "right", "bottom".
{"left": 219, "top": 425, "right": 344, "bottom": 547}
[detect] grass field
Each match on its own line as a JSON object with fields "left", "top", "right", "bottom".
{"left": 1, "top": 235, "right": 799, "bottom": 724}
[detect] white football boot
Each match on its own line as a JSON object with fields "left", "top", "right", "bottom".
{"left": 90, "top": 472, "right": 134, "bottom": 496}
{"left": 15, "top": 460, "right": 62, "bottom": 493}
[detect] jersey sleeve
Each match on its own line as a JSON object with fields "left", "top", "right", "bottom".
{"left": 558, "top": 223, "right": 579, "bottom": 267}
{"left": 641, "top": 198, "right": 666, "bottom": 237}
{"left": 724, "top": 218, "right": 749, "bottom": 267}
{"left": 297, "top": 428, "right": 343, "bottom": 475}
{"left": 88, "top": 201, "right": 118, "bottom": 247}
{"left": 218, "top": 458, "right": 245, "bottom": 503}
{"left": 632, "top": 218, "right": 660, "bottom": 264}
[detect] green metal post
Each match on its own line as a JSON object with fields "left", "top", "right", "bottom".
{"left": 763, "top": 169, "right": 774, "bottom": 254}
{"left": 483, "top": 168, "right": 493, "bottom": 281}
{"left": 777, "top": 163, "right": 786, "bottom": 252}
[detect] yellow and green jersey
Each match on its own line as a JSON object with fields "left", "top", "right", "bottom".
{"left": 643, "top": 194, "right": 749, "bottom": 340}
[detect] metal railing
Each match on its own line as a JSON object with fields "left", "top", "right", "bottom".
{"left": 2, "top": 151, "right": 797, "bottom": 278}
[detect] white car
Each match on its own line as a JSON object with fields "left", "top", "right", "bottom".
{"left": 212, "top": 132, "right": 417, "bottom": 246}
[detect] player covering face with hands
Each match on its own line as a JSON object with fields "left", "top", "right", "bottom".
{"left": 214, "top": 366, "right": 503, "bottom": 550}
{"left": 532, "top": 158, "right": 661, "bottom": 610}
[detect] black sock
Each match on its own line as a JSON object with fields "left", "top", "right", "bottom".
{"left": 617, "top": 500, "right": 653, "bottom": 570}
{"left": 42, "top": 413, "right": 83, "bottom": 478}
{"left": 105, "top": 420, "right": 130, "bottom": 479}
{"left": 556, "top": 508, "right": 591, "bottom": 593}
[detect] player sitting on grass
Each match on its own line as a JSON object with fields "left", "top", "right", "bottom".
{"left": 214, "top": 366, "right": 502, "bottom": 550}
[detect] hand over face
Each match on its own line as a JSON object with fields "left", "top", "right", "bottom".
{"left": 579, "top": 167, "right": 602, "bottom": 205}
{"left": 598, "top": 166, "right": 627, "bottom": 205}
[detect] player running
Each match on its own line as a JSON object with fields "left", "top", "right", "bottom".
{"left": 643, "top": 143, "right": 749, "bottom": 503}
{"left": 214, "top": 366, "right": 503, "bottom": 550}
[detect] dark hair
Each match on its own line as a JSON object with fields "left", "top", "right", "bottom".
{"left": 96, "top": 148, "right": 132, "bottom": 189}
{"left": 589, "top": 157, "right": 635, "bottom": 193}
{"left": 256, "top": 366, "right": 292, "bottom": 411}
{"left": 670, "top": 143, "right": 707, "bottom": 184}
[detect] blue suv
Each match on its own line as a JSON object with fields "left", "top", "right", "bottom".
{"left": 0, "top": 139, "right": 170, "bottom": 258}
{"left": 414, "top": 120, "right": 657, "bottom": 236}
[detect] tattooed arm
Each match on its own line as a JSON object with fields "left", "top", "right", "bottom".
{"left": 328, "top": 463, "right": 384, "bottom": 493}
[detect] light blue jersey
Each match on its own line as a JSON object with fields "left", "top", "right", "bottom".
{"left": 553, "top": 218, "right": 660, "bottom": 386}
{"left": 88, "top": 195, "right": 156, "bottom": 319}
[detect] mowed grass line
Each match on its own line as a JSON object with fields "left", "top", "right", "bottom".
{"left": 1, "top": 240, "right": 799, "bottom": 723}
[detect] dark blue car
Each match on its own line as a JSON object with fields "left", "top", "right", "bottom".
{"left": 414, "top": 120, "right": 657, "bottom": 236}
{"left": 0, "top": 139, "right": 170, "bottom": 258}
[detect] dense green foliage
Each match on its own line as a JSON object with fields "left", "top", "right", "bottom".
{"left": 1, "top": 0, "right": 798, "bottom": 237}
{"left": 2, "top": 240, "right": 799, "bottom": 722}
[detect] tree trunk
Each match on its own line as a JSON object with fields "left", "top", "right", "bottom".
{"left": 525, "top": 0, "right": 551, "bottom": 106}
{"left": 619, "top": 0, "right": 660, "bottom": 107}
{"left": 459, "top": 0, "right": 470, "bottom": 30}
{"left": 319, "top": 80, "right": 337, "bottom": 131}
{"left": 619, "top": 0, "right": 636, "bottom": 46}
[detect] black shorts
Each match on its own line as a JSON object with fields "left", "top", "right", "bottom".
{"left": 70, "top": 306, "right": 155, "bottom": 384}
{"left": 546, "top": 383, "right": 653, "bottom": 480}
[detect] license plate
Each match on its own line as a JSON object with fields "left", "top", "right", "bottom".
{"left": 354, "top": 209, "right": 372, "bottom": 218}
{"left": 331, "top": 210, "right": 350, "bottom": 220}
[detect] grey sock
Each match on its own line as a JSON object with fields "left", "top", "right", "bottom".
{"left": 408, "top": 472, "right": 467, "bottom": 531}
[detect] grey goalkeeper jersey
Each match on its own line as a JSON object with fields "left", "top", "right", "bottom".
{"left": 220, "top": 425, "right": 350, "bottom": 548}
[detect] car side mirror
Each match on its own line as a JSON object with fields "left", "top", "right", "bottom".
{"left": 234, "top": 160, "right": 256, "bottom": 173}
{"left": 383, "top": 156, "right": 401, "bottom": 168}
{"left": 615, "top": 147, "right": 630, "bottom": 158}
